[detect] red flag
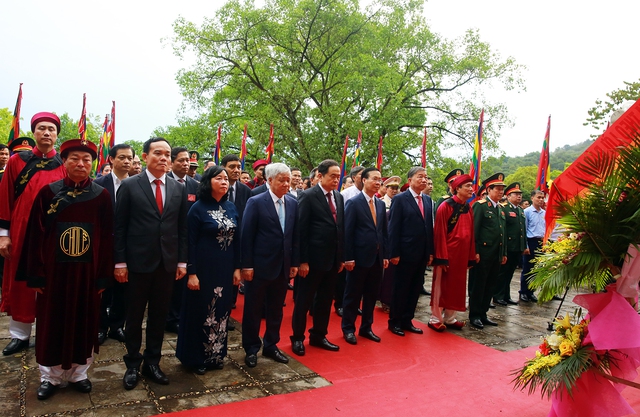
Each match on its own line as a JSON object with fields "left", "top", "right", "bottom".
{"left": 96, "top": 114, "right": 110, "bottom": 174}
{"left": 265, "top": 123, "right": 274, "bottom": 163}
{"left": 78, "top": 93, "right": 87, "bottom": 141}
{"left": 545, "top": 99, "right": 640, "bottom": 239}
{"left": 108, "top": 101, "right": 115, "bottom": 145}
{"left": 240, "top": 124, "right": 248, "bottom": 170}
{"left": 214, "top": 124, "right": 222, "bottom": 165}
{"left": 421, "top": 127, "right": 427, "bottom": 168}
{"left": 338, "top": 134, "right": 350, "bottom": 190}
{"left": 7, "top": 83, "right": 23, "bottom": 143}
{"left": 376, "top": 135, "right": 384, "bottom": 170}
{"left": 535, "top": 116, "right": 551, "bottom": 194}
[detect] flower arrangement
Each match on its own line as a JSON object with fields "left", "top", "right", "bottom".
{"left": 512, "top": 310, "right": 606, "bottom": 399}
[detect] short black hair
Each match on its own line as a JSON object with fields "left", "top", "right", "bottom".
{"left": 221, "top": 154, "right": 240, "bottom": 166}
{"left": 241, "top": 170, "right": 249, "bottom": 176}
{"left": 361, "top": 167, "right": 380, "bottom": 180}
{"left": 143, "top": 137, "right": 170, "bottom": 154}
{"left": 290, "top": 167, "right": 301, "bottom": 173}
{"left": 171, "top": 146, "right": 189, "bottom": 162}
{"left": 109, "top": 143, "right": 135, "bottom": 159}
{"left": 197, "top": 165, "right": 227, "bottom": 202}
{"left": 317, "top": 159, "right": 339, "bottom": 175}
{"left": 0, "top": 144, "right": 8, "bottom": 151}
{"left": 349, "top": 166, "right": 365, "bottom": 179}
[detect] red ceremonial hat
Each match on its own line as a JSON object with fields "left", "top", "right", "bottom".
{"left": 400, "top": 182, "right": 410, "bottom": 192}
{"left": 451, "top": 174, "right": 473, "bottom": 190}
{"left": 31, "top": 112, "right": 61, "bottom": 134}
{"left": 252, "top": 159, "right": 268, "bottom": 170}
{"left": 60, "top": 139, "right": 98, "bottom": 160}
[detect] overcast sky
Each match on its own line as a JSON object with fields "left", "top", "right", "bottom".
{"left": 1, "top": 0, "right": 638, "bottom": 158}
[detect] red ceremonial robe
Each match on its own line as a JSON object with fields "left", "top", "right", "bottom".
{"left": 430, "top": 195, "right": 476, "bottom": 312}
{"left": 18, "top": 177, "right": 113, "bottom": 368}
{"left": 0, "top": 148, "right": 66, "bottom": 322}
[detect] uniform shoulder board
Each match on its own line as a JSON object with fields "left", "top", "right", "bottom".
{"left": 477, "top": 199, "right": 487, "bottom": 204}
{"left": 441, "top": 194, "right": 448, "bottom": 199}
{"left": 500, "top": 201, "right": 508, "bottom": 207}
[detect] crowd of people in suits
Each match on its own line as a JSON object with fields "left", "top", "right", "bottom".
{"left": 0, "top": 111, "right": 546, "bottom": 401}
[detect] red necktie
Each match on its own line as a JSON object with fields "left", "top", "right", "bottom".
{"left": 416, "top": 195, "right": 424, "bottom": 218}
{"left": 326, "top": 192, "right": 337, "bottom": 222}
{"left": 154, "top": 179, "right": 163, "bottom": 215}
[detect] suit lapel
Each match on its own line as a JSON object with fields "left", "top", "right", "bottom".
{"left": 315, "top": 186, "right": 334, "bottom": 220}
{"left": 358, "top": 194, "right": 375, "bottom": 226}
{"left": 138, "top": 175, "right": 161, "bottom": 216}
{"left": 265, "top": 192, "right": 282, "bottom": 233}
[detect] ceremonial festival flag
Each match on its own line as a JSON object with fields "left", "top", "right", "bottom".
{"left": 214, "top": 124, "right": 222, "bottom": 165}
{"left": 351, "top": 130, "right": 362, "bottom": 169}
{"left": 376, "top": 135, "right": 384, "bottom": 171}
{"left": 545, "top": 99, "right": 640, "bottom": 239}
{"left": 78, "top": 93, "right": 87, "bottom": 141}
{"left": 535, "top": 115, "right": 551, "bottom": 194}
{"left": 240, "top": 124, "right": 248, "bottom": 170}
{"left": 421, "top": 126, "right": 427, "bottom": 169}
{"left": 96, "top": 114, "right": 110, "bottom": 174}
{"left": 108, "top": 101, "right": 116, "bottom": 145}
{"left": 265, "top": 123, "right": 274, "bottom": 163}
{"left": 468, "top": 108, "right": 484, "bottom": 196}
{"left": 7, "top": 83, "right": 23, "bottom": 144}
{"left": 338, "top": 134, "right": 350, "bottom": 190}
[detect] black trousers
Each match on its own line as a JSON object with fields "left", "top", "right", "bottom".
{"left": 494, "top": 250, "right": 521, "bottom": 301}
{"left": 242, "top": 268, "right": 288, "bottom": 355}
{"left": 520, "top": 238, "right": 543, "bottom": 296}
{"left": 166, "top": 278, "right": 184, "bottom": 327}
{"left": 333, "top": 268, "right": 347, "bottom": 309}
{"left": 342, "top": 257, "right": 383, "bottom": 334}
{"left": 388, "top": 259, "right": 427, "bottom": 328}
{"left": 291, "top": 265, "right": 338, "bottom": 342}
{"left": 99, "top": 281, "right": 127, "bottom": 333}
{"left": 469, "top": 254, "right": 500, "bottom": 321}
{"left": 124, "top": 265, "right": 174, "bottom": 368}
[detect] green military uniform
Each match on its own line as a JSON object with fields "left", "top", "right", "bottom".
{"left": 493, "top": 182, "right": 527, "bottom": 304}
{"left": 469, "top": 173, "right": 506, "bottom": 326}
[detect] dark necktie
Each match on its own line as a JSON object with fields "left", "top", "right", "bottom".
{"left": 154, "top": 179, "right": 163, "bottom": 215}
{"left": 326, "top": 192, "right": 337, "bottom": 222}
{"left": 229, "top": 185, "right": 235, "bottom": 203}
{"left": 178, "top": 178, "right": 185, "bottom": 185}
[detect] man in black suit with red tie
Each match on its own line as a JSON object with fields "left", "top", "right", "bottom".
{"left": 342, "top": 167, "right": 389, "bottom": 344}
{"left": 114, "top": 137, "right": 188, "bottom": 390}
{"left": 291, "top": 159, "right": 344, "bottom": 356}
{"left": 94, "top": 143, "right": 135, "bottom": 345}
{"left": 388, "top": 166, "right": 434, "bottom": 336}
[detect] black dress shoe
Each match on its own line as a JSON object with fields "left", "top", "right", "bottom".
{"left": 335, "top": 307, "right": 343, "bottom": 317}
{"left": 489, "top": 303, "right": 496, "bottom": 309}
{"left": 481, "top": 318, "right": 498, "bottom": 326}
{"left": 494, "top": 299, "right": 507, "bottom": 306}
{"left": 194, "top": 367, "right": 206, "bottom": 375}
{"left": 227, "top": 322, "right": 236, "bottom": 331}
{"left": 97, "top": 332, "right": 106, "bottom": 345}
{"left": 2, "top": 338, "right": 29, "bottom": 355}
{"left": 552, "top": 295, "right": 564, "bottom": 301}
{"left": 70, "top": 379, "right": 92, "bottom": 393}
{"left": 506, "top": 298, "right": 519, "bottom": 305}
{"left": 165, "top": 322, "right": 179, "bottom": 333}
{"left": 343, "top": 332, "right": 357, "bottom": 345}
{"left": 357, "top": 308, "right": 362, "bottom": 315}
{"left": 291, "top": 340, "right": 305, "bottom": 356}
{"left": 37, "top": 381, "right": 58, "bottom": 400}
{"left": 142, "top": 364, "right": 169, "bottom": 385}
{"left": 470, "top": 318, "right": 484, "bottom": 329}
{"left": 263, "top": 348, "right": 289, "bottom": 363}
{"left": 309, "top": 337, "right": 340, "bottom": 351}
{"left": 108, "top": 328, "right": 126, "bottom": 342}
{"left": 245, "top": 354, "right": 258, "bottom": 368}
{"left": 207, "top": 362, "right": 224, "bottom": 370}
{"left": 238, "top": 283, "right": 245, "bottom": 294}
{"left": 529, "top": 294, "right": 538, "bottom": 302}
{"left": 519, "top": 294, "right": 530, "bottom": 302}
{"left": 388, "top": 326, "right": 405, "bottom": 336}
{"left": 420, "top": 287, "right": 428, "bottom": 295}
{"left": 402, "top": 325, "right": 424, "bottom": 334}
{"left": 123, "top": 368, "right": 139, "bottom": 390}
{"left": 358, "top": 330, "right": 381, "bottom": 342}
{"left": 288, "top": 283, "right": 294, "bottom": 290}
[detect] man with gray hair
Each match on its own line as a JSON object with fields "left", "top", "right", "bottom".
{"left": 341, "top": 166, "right": 365, "bottom": 202}
{"left": 241, "top": 163, "right": 300, "bottom": 368}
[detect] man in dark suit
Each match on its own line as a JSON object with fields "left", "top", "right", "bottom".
{"left": 251, "top": 182, "right": 268, "bottom": 196}
{"left": 221, "top": 154, "right": 252, "bottom": 221}
{"left": 470, "top": 173, "right": 507, "bottom": 329}
{"left": 241, "top": 163, "right": 300, "bottom": 367}
{"left": 164, "top": 147, "right": 199, "bottom": 334}
{"left": 114, "top": 137, "right": 188, "bottom": 389}
{"left": 94, "top": 143, "right": 135, "bottom": 345}
{"left": 342, "top": 167, "right": 388, "bottom": 344}
{"left": 290, "top": 159, "right": 344, "bottom": 356}
{"left": 388, "top": 167, "right": 434, "bottom": 336}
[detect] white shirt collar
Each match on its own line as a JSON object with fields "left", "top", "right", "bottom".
{"left": 145, "top": 169, "right": 166, "bottom": 183}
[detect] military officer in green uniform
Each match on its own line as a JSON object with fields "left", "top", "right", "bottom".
{"left": 469, "top": 173, "right": 507, "bottom": 329}
{"left": 493, "top": 183, "right": 528, "bottom": 306}
{"left": 434, "top": 169, "right": 464, "bottom": 215}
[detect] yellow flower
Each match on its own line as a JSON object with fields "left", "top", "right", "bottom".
{"left": 559, "top": 340, "right": 575, "bottom": 357}
{"left": 555, "top": 313, "right": 571, "bottom": 330}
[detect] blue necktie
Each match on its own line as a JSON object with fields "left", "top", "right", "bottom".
{"left": 277, "top": 198, "right": 285, "bottom": 232}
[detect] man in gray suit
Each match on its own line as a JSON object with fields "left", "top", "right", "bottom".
{"left": 114, "top": 137, "right": 188, "bottom": 390}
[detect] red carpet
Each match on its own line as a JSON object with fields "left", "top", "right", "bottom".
{"left": 171, "top": 290, "right": 640, "bottom": 417}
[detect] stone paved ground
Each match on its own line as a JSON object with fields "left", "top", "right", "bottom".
{"left": 0, "top": 269, "right": 587, "bottom": 416}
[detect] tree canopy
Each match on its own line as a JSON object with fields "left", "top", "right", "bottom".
{"left": 585, "top": 79, "right": 640, "bottom": 137}
{"left": 167, "top": 0, "right": 523, "bottom": 176}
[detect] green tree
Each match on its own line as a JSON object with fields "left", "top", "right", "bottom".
{"left": 585, "top": 79, "right": 640, "bottom": 137}
{"left": 168, "top": 0, "right": 523, "bottom": 173}
{"left": 0, "top": 107, "right": 27, "bottom": 142}
{"left": 504, "top": 165, "right": 539, "bottom": 197}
